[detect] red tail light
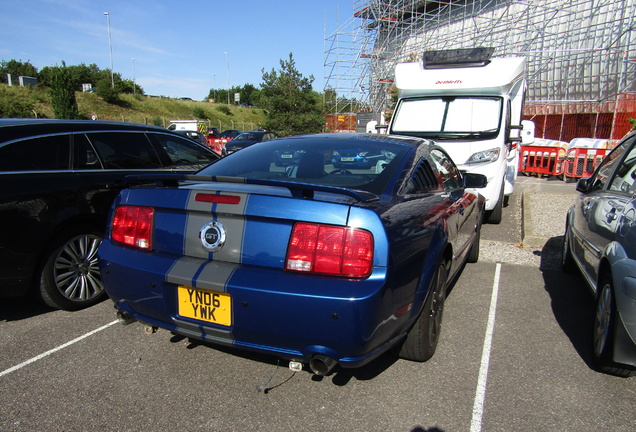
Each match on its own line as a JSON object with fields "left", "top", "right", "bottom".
{"left": 111, "top": 206, "right": 154, "bottom": 250}
{"left": 286, "top": 222, "right": 373, "bottom": 278}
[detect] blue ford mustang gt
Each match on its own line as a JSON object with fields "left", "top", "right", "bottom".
{"left": 98, "top": 133, "right": 486, "bottom": 375}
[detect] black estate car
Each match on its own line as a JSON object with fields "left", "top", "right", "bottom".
{"left": 0, "top": 119, "right": 220, "bottom": 310}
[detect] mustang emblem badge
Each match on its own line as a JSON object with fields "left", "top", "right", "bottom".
{"left": 200, "top": 221, "right": 226, "bottom": 252}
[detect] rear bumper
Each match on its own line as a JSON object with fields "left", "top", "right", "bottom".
{"left": 99, "top": 241, "right": 410, "bottom": 368}
{"left": 613, "top": 266, "right": 636, "bottom": 367}
{"left": 613, "top": 311, "right": 636, "bottom": 367}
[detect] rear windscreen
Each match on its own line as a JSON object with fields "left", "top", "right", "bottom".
{"left": 197, "top": 136, "right": 410, "bottom": 194}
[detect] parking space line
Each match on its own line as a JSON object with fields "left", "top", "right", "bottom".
{"left": 470, "top": 262, "right": 502, "bottom": 432}
{"left": 0, "top": 320, "right": 118, "bottom": 378}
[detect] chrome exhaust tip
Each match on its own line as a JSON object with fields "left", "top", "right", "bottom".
{"left": 116, "top": 310, "right": 136, "bottom": 325}
{"left": 309, "top": 354, "right": 338, "bottom": 376}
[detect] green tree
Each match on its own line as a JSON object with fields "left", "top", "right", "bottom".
{"left": 211, "top": 85, "right": 241, "bottom": 105}
{"left": 39, "top": 63, "right": 99, "bottom": 88}
{"left": 49, "top": 62, "right": 80, "bottom": 119}
{"left": 0, "top": 59, "right": 38, "bottom": 85}
{"left": 38, "top": 62, "right": 142, "bottom": 96}
{"left": 95, "top": 77, "right": 121, "bottom": 104}
{"left": 239, "top": 83, "right": 260, "bottom": 105}
{"left": 259, "top": 53, "right": 324, "bottom": 136}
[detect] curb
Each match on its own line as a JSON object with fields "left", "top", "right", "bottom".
{"left": 521, "top": 191, "right": 550, "bottom": 247}
{"left": 520, "top": 188, "right": 577, "bottom": 248}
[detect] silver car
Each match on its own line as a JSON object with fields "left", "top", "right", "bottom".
{"left": 562, "top": 130, "right": 636, "bottom": 377}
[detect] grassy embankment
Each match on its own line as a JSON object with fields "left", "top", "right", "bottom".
{"left": 0, "top": 84, "right": 266, "bottom": 132}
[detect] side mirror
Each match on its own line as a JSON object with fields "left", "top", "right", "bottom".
{"left": 520, "top": 120, "right": 535, "bottom": 145}
{"left": 508, "top": 120, "right": 535, "bottom": 145}
{"left": 576, "top": 177, "right": 592, "bottom": 193}
{"left": 463, "top": 173, "right": 488, "bottom": 188}
{"left": 375, "top": 124, "right": 389, "bottom": 135}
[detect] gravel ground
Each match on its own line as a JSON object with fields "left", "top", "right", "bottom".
{"left": 478, "top": 184, "right": 579, "bottom": 270}
{"left": 525, "top": 191, "right": 577, "bottom": 239}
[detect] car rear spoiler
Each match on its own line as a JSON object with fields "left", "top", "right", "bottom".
{"left": 123, "top": 173, "right": 379, "bottom": 203}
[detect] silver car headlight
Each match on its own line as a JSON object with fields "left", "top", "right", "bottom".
{"left": 467, "top": 148, "right": 500, "bottom": 164}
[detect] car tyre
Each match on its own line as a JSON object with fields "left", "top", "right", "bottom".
{"left": 467, "top": 223, "right": 481, "bottom": 263}
{"left": 399, "top": 263, "right": 447, "bottom": 362}
{"left": 38, "top": 225, "right": 106, "bottom": 311}
{"left": 593, "top": 275, "right": 636, "bottom": 377}
{"left": 561, "top": 223, "right": 576, "bottom": 273}
{"left": 486, "top": 183, "right": 504, "bottom": 224}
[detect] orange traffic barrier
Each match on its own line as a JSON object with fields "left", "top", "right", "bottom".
{"left": 518, "top": 139, "right": 568, "bottom": 177}
{"left": 563, "top": 147, "right": 609, "bottom": 179}
{"left": 562, "top": 138, "right": 612, "bottom": 180}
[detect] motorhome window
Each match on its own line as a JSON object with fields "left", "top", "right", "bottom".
{"left": 392, "top": 97, "right": 502, "bottom": 135}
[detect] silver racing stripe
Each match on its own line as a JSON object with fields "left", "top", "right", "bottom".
{"left": 175, "top": 320, "right": 234, "bottom": 344}
{"left": 165, "top": 257, "right": 204, "bottom": 287}
{"left": 167, "top": 257, "right": 240, "bottom": 343}
{"left": 183, "top": 190, "right": 249, "bottom": 262}
{"left": 165, "top": 257, "right": 240, "bottom": 293}
{"left": 164, "top": 190, "right": 251, "bottom": 344}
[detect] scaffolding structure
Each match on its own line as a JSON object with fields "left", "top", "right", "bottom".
{"left": 324, "top": 0, "right": 636, "bottom": 140}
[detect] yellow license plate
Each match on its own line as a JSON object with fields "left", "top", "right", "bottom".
{"left": 177, "top": 286, "right": 232, "bottom": 326}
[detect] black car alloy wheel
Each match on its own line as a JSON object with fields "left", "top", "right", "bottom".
{"left": 39, "top": 226, "right": 106, "bottom": 310}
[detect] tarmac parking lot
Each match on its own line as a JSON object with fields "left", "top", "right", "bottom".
{"left": 1, "top": 176, "right": 635, "bottom": 432}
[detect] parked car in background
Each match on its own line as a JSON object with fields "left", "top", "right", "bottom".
{"left": 202, "top": 128, "right": 226, "bottom": 156}
{"left": 173, "top": 129, "right": 208, "bottom": 147}
{"left": 562, "top": 129, "right": 636, "bottom": 377}
{"left": 221, "top": 129, "right": 242, "bottom": 137}
{"left": 98, "top": 133, "right": 486, "bottom": 375}
{"left": 331, "top": 147, "right": 381, "bottom": 169}
{"left": 0, "top": 119, "right": 219, "bottom": 311}
{"left": 225, "top": 130, "right": 278, "bottom": 154}
{"left": 219, "top": 129, "right": 242, "bottom": 142}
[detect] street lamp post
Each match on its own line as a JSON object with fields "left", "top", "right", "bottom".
{"left": 132, "top": 58, "right": 136, "bottom": 95}
{"left": 213, "top": 74, "right": 216, "bottom": 101}
{"left": 104, "top": 12, "right": 114, "bottom": 88}
{"left": 224, "top": 51, "right": 230, "bottom": 105}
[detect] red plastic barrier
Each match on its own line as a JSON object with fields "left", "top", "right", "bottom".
{"left": 563, "top": 147, "right": 609, "bottom": 179}
{"left": 518, "top": 145, "right": 566, "bottom": 176}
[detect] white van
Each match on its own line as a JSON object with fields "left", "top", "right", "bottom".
{"left": 168, "top": 120, "right": 203, "bottom": 132}
{"left": 387, "top": 48, "right": 534, "bottom": 223}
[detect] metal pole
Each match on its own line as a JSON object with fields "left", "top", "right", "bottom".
{"left": 224, "top": 51, "right": 230, "bottom": 105}
{"left": 104, "top": 12, "right": 114, "bottom": 88}
{"left": 132, "top": 58, "right": 136, "bottom": 95}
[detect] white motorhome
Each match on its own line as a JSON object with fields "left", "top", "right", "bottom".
{"left": 387, "top": 48, "right": 534, "bottom": 223}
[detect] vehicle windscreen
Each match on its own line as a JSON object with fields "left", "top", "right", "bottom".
{"left": 234, "top": 132, "right": 263, "bottom": 141}
{"left": 197, "top": 136, "right": 410, "bottom": 194}
{"left": 391, "top": 96, "right": 503, "bottom": 140}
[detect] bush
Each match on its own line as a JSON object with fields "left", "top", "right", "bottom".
{"left": 192, "top": 107, "right": 209, "bottom": 119}
{"left": 0, "top": 86, "right": 37, "bottom": 118}
{"left": 216, "top": 105, "right": 232, "bottom": 116}
{"left": 95, "top": 77, "right": 121, "bottom": 104}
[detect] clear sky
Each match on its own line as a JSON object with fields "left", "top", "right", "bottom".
{"left": 0, "top": 0, "right": 354, "bottom": 100}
